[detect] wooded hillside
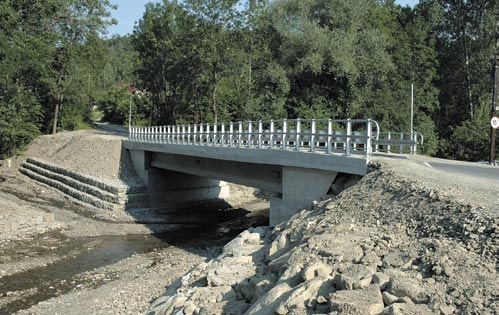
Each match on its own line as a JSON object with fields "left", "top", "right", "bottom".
{"left": 0, "top": 0, "right": 496, "bottom": 161}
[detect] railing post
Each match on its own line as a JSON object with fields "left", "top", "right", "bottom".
{"left": 221, "top": 124, "right": 225, "bottom": 146}
{"left": 199, "top": 124, "right": 204, "bottom": 145}
{"left": 187, "top": 125, "right": 191, "bottom": 144}
{"left": 213, "top": 122, "right": 218, "bottom": 145}
{"left": 258, "top": 120, "right": 263, "bottom": 148}
{"left": 327, "top": 119, "right": 332, "bottom": 154}
{"left": 181, "top": 125, "right": 185, "bottom": 144}
{"left": 310, "top": 119, "right": 316, "bottom": 152}
{"left": 400, "top": 132, "right": 404, "bottom": 154}
{"left": 345, "top": 119, "right": 352, "bottom": 156}
{"left": 193, "top": 124, "right": 198, "bottom": 145}
{"left": 366, "top": 120, "right": 372, "bottom": 157}
{"left": 248, "top": 121, "right": 252, "bottom": 147}
{"left": 270, "top": 120, "right": 275, "bottom": 149}
{"left": 295, "top": 118, "right": 301, "bottom": 151}
{"left": 410, "top": 132, "right": 415, "bottom": 155}
{"left": 238, "top": 122, "right": 242, "bottom": 147}
{"left": 229, "top": 122, "right": 234, "bottom": 146}
{"left": 282, "top": 119, "right": 287, "bottom": 149}
{"left": 206, "top": 123, "right": 210, "bottom": 145}
{"left": 387, "top": 132, "right": 391, "bottom": 153}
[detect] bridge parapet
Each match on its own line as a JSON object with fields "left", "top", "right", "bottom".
{"left": 129, "top": 118, "right": 379, "bottom": 158}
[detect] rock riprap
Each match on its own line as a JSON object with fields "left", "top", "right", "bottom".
{"left": 147, "top": 162, "right": 497, "bottom": 315}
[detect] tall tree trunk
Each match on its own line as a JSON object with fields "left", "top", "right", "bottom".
{"left": 212, "top": 65, "right": 218, "bottom": 124}
{"left": 52, "top": 95, "right": 63, "bottom": 134}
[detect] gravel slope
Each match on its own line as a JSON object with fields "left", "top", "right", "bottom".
{"left": 147, "top": 158, "right": 497, "bottom": 315}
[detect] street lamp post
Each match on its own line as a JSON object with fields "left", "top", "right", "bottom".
{"left": 129, "top": 94, "right": 132, "bottom": 131}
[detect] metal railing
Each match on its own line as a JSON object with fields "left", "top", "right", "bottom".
{"left": 128, "top": 118, "right": 380, "bottom": 157}
{"left": 373, "top": 131, "right": 424, "bottom": 154}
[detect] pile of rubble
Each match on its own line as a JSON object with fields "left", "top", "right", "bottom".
{"left": 147, "top": 160, "right": 497, "bottom": 315}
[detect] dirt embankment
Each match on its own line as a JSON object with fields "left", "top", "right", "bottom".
{"left": 0, "top": 128, "right": 268, "bottom": 315}
{"left": 147, "top": 159, "right": 497, "bottom": 315}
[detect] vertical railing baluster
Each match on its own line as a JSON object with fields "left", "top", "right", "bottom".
{"left": 200, "top": 124, "right": 204, "bottom": 145}
{"left": 387, "top": 132, "right": 391, "bottom": 153}
{"left": 221, "top": 124, "right": 225, "bottom": 146}
{"left": 295, "top": 118, "right": 301, "bottom": 151}
{"left": 206, "top": 123, "right": 210, "bottom": 145}
{"left": 181, "top": 125, "right": 185, "bottom": 144}
{"left": 400, "top": 132, "right": 404, "bottom": 154}
{"left": 258, "top": 120, "right": 263, "bottom": 148}
{"left": 345, "top": 119, "right": 352, "bottom": 156}
{"left": 310, "top": 119, "right": 316, "bottom": 152}
{"left": 270, "top": 120, "right": 274, "bottom": 149}
{"left": 366, "top": 120, "right": 372, "bottom": 157}
{"left": 193, "top": 124, "right": 198, "bottom": 145}
{"left": 248, "top": 121, "right": 252, "bottom": 147}
{"left": 238, "top": 122, "right": 242, "bottom": 147}
{"left": 327, "top": 119, "right": 332, "bottom": 154}
{"left": 213, "top": 122, "right": 218, "bottom": 146}
{"left": 229, "top": 122, "right": 233, "bottom": 146}
{"left": 282, "top": 119, "right": 287, "bottom": 149}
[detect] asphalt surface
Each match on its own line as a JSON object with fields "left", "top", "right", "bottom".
{"left": 92, "top": 122, "right": 128, "bottom": 136}
{"left": 428, "top": 161, "right": 499, "bottom": 181}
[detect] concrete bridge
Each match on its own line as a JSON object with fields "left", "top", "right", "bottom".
{"left": 123, "top": 119, "right": 420, "bottom": 225}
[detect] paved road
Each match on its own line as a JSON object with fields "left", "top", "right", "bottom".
{"left": 92, "top": 122, "right": 128, "bottom": 136}
{"left": 428, "top": 161, "right": 499, "bottom": 181}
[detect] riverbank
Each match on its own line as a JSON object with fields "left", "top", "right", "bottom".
{"left": 0, "top": 128, "right": 269, "bottom": 314}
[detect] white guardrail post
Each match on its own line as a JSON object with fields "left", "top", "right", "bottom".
{"left": 366, "top": 120, "right": 372, "bottom": 157}
{"left": 327, "top": 119, "right": 332, "bottom": 154}
{"left": 345, "top": 119, "right": 351, "bottom": 156}
{"left": 269, "top": 120, "right": 275, "bottom": 149}
{"left": 295, "top": 118, "right": 301, "bottom": 151}
{"left": 282, "top": 119, "right": 287, "bottom": 149}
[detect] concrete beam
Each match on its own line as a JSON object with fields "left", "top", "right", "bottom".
{"left": 123, "top": 140, "right": 368, "bottom": 175}
{"left": 151, "top": 152, "right": 282, "bottom": 193}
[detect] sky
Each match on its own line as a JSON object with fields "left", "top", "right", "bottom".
{"left": 107, "top": 0, "right": 419, "bottom": 37}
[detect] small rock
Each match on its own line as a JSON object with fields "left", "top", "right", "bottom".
{"left": 302, "top": 261, "right": 333, "bottom": 281}
{"left": 380, "top": 303, "right": 433, "bottom": 315}
{"left": 329, "top": 285, "right": 384, "bottom": 315}
{"left": 387, "top": 278, "right": 423, "bottom": 301}
{"left": 372, "top": 273, "right": 390, "bottom": 290}
{"left": 382, "top": 291, "right": 399, "bottom": 305}
{"left": 335, "top": 264, "right": 374, "bottom": 290}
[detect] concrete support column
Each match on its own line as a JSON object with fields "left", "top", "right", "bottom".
{"left": 270, "top": 166, "right": 337, "bottom": 226}
{"left": 128, "top": 149, "right": 153, "bottom": 184}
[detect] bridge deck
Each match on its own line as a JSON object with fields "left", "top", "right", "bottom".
{"left": 123, "top": 140, "right": 369, "bottom": 175}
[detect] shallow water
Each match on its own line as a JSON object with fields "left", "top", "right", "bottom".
{"left": 0, "top": 205, "right": 268, "bottom": 314}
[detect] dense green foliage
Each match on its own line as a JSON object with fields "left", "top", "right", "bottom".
{"left": 0, "top": 0, "right": 496, "bottom": 161}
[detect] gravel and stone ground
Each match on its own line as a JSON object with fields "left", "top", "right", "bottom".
{"left": 146, "top": 158, "right": 497, "bottom": 315}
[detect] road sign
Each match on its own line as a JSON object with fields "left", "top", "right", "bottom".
{"left": 492, "top": 117, "right": 499, "bottom": 129}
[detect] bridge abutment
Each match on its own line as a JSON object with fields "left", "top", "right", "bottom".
{"left": 270, "top": 167, "right": 337, "bottom": 226}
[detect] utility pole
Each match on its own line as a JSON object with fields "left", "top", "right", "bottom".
{"left": 490, "top": 55, "right": 498, "bottom": 165}
{"left": 490, "top": 11, "right": 499, "bottom": 165}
